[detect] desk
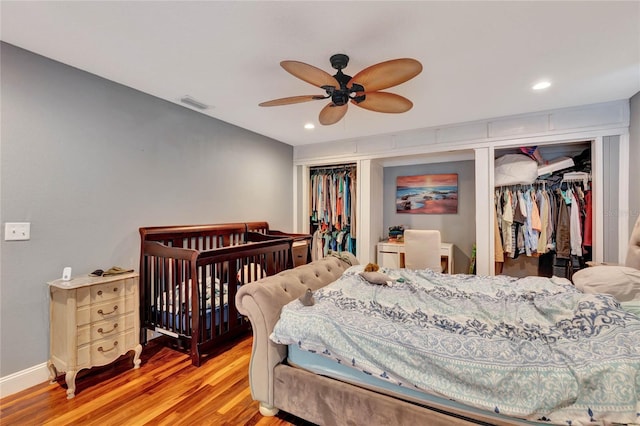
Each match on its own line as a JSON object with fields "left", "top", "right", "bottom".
{"left": 377, "top": 241, "right": 454, "bottom": 273}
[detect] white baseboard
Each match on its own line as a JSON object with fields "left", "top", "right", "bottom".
{"left": 0, "top": 363, "right": 50, "bottom": 399}
{"left": 1, "top": 335, "right": 160, "bottom": 399}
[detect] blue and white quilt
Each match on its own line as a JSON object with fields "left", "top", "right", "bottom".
{"left": 271, "top": 266, "right": 640, "bottom": 425}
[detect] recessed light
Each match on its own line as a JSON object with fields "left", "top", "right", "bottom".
{"left": 532, "top": 81, "right": 551, "bottom": 91}
{"left": 304, "top": 123, "right": 315, "bottom": 130}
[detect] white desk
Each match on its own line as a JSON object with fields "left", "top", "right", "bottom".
{"left": 377, "top": 241, "right": 454, "bottom": 273}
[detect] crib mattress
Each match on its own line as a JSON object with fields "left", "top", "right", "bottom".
{"left": 152, "top": 304, "right": 232, "bottom": 332}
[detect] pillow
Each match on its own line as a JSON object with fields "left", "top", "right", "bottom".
{"left": 359, "top": 271, "right": 392, "bottom": 286}
{"left": 494, "top": 154, "right": 538, "bottom": 186}
{"left": 572, "top": 266, "right": 640, "bottom": 302}
{"left": 328, "top": 250, "right": 357, "bottom": 266}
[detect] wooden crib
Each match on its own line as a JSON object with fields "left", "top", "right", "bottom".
{"left": 139, "top": 222, "right": 308, "bottom": 366}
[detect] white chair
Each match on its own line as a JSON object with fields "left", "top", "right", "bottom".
{"left": 403, "top": 229, "right": 442, "bottom": 272}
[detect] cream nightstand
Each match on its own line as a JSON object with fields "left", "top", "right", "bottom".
{"left": 47, "top": 272, "right": 142, "bottom": 399}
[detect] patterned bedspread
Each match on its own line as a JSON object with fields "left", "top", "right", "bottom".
{"left": 271, "top": 266, "right": 640, "bottom": 425}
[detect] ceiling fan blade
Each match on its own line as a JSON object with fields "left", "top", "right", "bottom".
{"left": 259, "top": 95, "right": 324, "bottom": 107}
{"left": 352, "top": 92, "right": 413, "bottom": 113}
{"left": 348, "top": 58, "right": 422, "bottom": 92}
{"left": 319, "top": 102, "right": 348, "bottom": 125}
{"left": 281, "top": 61, "right": 340, "bottom": 89}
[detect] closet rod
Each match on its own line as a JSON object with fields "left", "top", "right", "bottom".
{"left": 310, "top": 164, "right": 356, "bottom": 173}
{"left": 495, "top": 182, "right": 546, "bottom": 189}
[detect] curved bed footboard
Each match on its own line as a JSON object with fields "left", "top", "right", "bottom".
{"left": 235, "top": 253, "right": 357, "bottom": 409}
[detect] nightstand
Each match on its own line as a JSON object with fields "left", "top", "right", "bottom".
{"left": 47, "top": 272, "right": 142, "bottom": 399}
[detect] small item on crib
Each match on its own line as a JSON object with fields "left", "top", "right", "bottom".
{"left": 299, "top": 288, "right": 315, "bottom": 306}
{"left": 237, "top": 263, "right": 265, "bottom": 284}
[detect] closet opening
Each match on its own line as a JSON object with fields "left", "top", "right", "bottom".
{"left": 309, "top": 163, "right": 357, "bottom": 259}
{"left": 494, "top": 142, "right": 592, "bottom": 279}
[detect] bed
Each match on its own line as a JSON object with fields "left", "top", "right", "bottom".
{"left": 139, "top": 222, "right": 310, "bottom": 366}
{"left": 236, "top": 255, "right": 640, "bottom": 426}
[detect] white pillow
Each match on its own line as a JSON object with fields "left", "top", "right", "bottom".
{"left": 359, "top": 271, "right": 392, "bottom": 286}
{"left": 572, "top": 266, "right": 640, "bottom": 302}
{"left": 494, "top": 154, "right": 538, "bottom": 187}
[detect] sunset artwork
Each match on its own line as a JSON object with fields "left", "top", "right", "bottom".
{"left": 396, "top": 174, "right": 458, "bottom": 214}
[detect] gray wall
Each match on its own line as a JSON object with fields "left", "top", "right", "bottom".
{"left": 383, "top": 161, "right": 476, "bottom": 274}
{"left": 0, "top": 43, "right": 293, "bottom": 376}
{"left": 630, "top": 92, "right": 640, "bottom": 233}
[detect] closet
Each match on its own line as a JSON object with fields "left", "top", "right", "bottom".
{"left": 309, "top": 164, "right": 357, "bottom": 259}
{"left": 494, "top": 142, "right": 592, "bottom": 279}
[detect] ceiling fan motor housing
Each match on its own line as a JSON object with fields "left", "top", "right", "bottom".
{"left": 329, "top": 54, "right": 349, "bottom": 70}
{"left": 327, "top": 54, "right": 367, "bottom": 105}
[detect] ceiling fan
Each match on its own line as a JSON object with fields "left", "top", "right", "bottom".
{"left": 259, "top": 54, "right": 423, "bottom": 125}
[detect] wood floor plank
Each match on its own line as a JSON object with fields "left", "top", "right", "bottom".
{"left": 0, "top": 335, "right": 311, "bottom": 426}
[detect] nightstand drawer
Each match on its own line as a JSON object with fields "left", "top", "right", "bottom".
{"left": 90, "top": 281, "right": 125, "bottom": 303}
{"left": 76, "top": 297, "right": 134, "bottom": 325}
{"left": 76, "top": 329, "right": 137, "bottom": 367}
{"left": 77, "top": 313, "right": 135, "bottom": 346}
{"left": 76, "top": 278, "right": 126, "bottom": 307}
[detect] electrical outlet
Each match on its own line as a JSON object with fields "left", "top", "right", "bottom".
{"left": 4, "top": 222, "right": 31, "bottom": 241}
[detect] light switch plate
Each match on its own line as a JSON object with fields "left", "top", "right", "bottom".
{"left": 4, "top": 222, "right": 31, "bottom": 241}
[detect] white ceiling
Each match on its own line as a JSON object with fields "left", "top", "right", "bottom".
{"left": 1, "top": 1, "right": 639, "bottom": 147}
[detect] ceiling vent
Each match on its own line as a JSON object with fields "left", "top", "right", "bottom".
{"left": 180, "top": 95, "right": 210, "bottom": 110}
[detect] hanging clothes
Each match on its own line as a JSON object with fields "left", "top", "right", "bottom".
{"left": 583, "top": 190, "right": 593, "bottom": 248}
{"left": 569, "top": 189, "right": 583, "bottom": 257}
{"left": 493, "top": 184, "right": 570, "bottom": 260}
{"left": 536, "top": 188, "right": 549, "bottom": 255}
{"left": 309, "top": 164, "right": 357, "bottom": 259}
{"left": 501, "top": 190, "right": 514, "bottom": 257}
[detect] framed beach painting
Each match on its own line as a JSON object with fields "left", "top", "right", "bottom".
{"left": 396, "top": 173, "right": 458, "bottom": 214}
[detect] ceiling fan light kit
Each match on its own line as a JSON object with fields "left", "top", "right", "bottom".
{"left": 259, "top": 54, "right": 423, "bottom": 125}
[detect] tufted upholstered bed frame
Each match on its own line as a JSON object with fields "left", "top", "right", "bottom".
{"left": 235, "top": 254, "right": 531, "bottom": 426}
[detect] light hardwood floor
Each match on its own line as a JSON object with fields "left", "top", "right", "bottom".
{"left": 0, "top": 335, "right": 314, "bottom": 426}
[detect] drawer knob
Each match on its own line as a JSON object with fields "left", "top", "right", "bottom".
{"left": 97, "top": 341, "right": 118, "bottom": 353}
{"left": 97, "top": 323, "right": 118, "bottom": 334}
{"left": 97, "top": 305, "right": 118, "bottom": 315}
{"left": 97, "top": 288, "right": 118, "bottom": 296}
